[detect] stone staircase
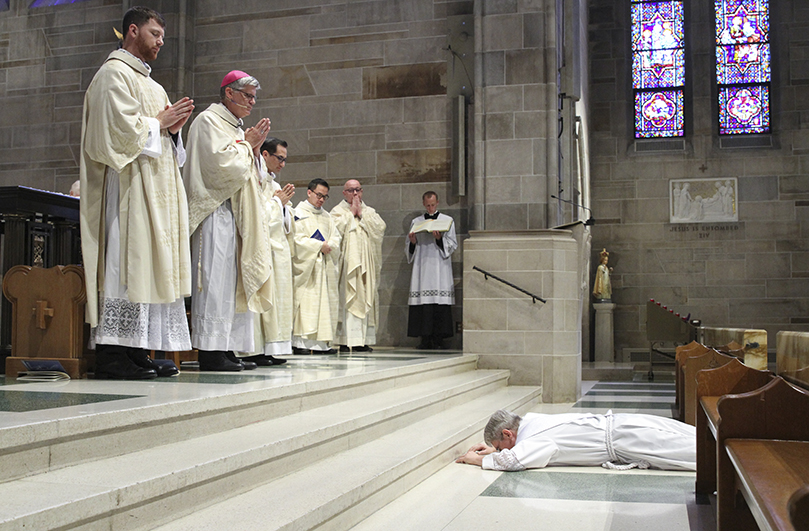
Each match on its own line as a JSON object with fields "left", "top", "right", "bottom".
{"left": 0, "top": 354, "right": 541, "bottom": 530}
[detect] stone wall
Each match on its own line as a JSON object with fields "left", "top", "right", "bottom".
{"left": 464, "top": 229, "right": 584, "bottom": 402}
{"left": 471, "top": 0, "right": 562, "bottom": 232}
{"left": 588, "top": 0, "right": 809, "bottom": 359}
{"left": 0, "top": 0, "right": 590, "bottom": 351}
{"left": 0, "top": 0, "right": 474, "bottom": 348}
{"left": 0, "top": 1, "right": 189, "bottom": 193}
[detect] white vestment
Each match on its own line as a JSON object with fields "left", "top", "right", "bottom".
{"left": 184, "top": 103, "right": 275, "bottom": 352}
{"left": 482, "top": 412, "right": 696, "bottom": 472}
{"left": 80, "top": 49, "right": 191, "bottom": 350}
{"left": 406, "top": 213, "right": 457, "bottom": 306}
{"left": 252, "top": 167, "right": 294, "bottom": 355}
{"left": 291, "top": 200, "right": 341, "bottom": 350}
{"left": 330, "top": 200, "right": 386, "bottom": 347}
{"left": 190, "top": 201, "right": 254, "bottom": 352}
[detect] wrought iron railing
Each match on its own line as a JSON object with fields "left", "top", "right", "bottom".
{"left": 472, "top": 266, "right": 546, "bottom": 304}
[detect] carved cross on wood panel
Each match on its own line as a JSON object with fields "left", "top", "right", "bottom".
{"left": 33, "top": 300, "right": 54, "bottom": 329}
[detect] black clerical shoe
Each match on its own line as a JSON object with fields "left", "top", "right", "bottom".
{"left": 127, "top": 349, "right": 179, "bottom": 377}
{"left": 292, "top": 347, "right": 311, "bottom": 355}
{"left": 226, "top": 352, "right": 257, "bottom": 370}
{"left": 152, "top": 359, "right": 182, "bottom": 375}
{"left": 267, "top": 355, "right": 287, "bottom": 365}
{"left": 95, "top": 346, "right": 157, "bottom": 380}
{"left": 198, "top": 350, "right": 243, "bottom": 371}
{"left": 339, "top": 345, "right": 351, "bottom": 352}
{"left": 243, "top": 354, "right": 274, "bottom": 367}
{"left": 353, "top": 345, "right": 373, "bottom": 352}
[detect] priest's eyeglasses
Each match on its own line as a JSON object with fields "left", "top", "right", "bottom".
{"left": 313, "top": 191, "right": 329, "bottom": 200}
{"left": 270, "top": 154, "right": 286, "bottom": 163}
{"left": 233, "top": 89, "right": 257, "bottom": 102}
{"left": 345, "top": 188, "right": 362, "bottom": 194}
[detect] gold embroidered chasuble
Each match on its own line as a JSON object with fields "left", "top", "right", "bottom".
{"left": 331, "top": 200, "right": 386, "bottom": 328}
{"left": 79, "top": 49, "right": 191, "bottom": 327}
{"left": 183, "top": 103, "right": 273, "bottom": 314}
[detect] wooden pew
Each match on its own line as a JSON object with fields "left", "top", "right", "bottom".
{"left": 676, "top": 332, "right": 765, "bottom": 422}
{"left": 725, "top": 439, "right": 809, "bottom": 531}
{"left": 716, "top": 377, "right": 809, "bottom": 531}
{"left": 682, "top": 349, "right": 735, "bottom": 425}
{"left": 695, "top": 358, "right": 773, "bottom": 496}
{"left": 789, "top": 485, "right": 809, "bottom": 531}
{"left": 675, "top": 341, "right": 711, "bottom": 418}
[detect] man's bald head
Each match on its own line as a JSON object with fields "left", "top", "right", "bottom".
{"left": 342, "top": 179, "right": 363, "bottom": 203}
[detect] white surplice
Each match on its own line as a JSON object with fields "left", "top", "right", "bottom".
{"left": 406, "top": 212, "right": 457, "bottom": 306}
{"left": 92, "top": 168, "right": 192, "bottom": 351}
{"left": 482, "top": 412, "right": 696, "bottom": 472}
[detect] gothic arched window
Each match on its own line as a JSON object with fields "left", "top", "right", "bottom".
{"left": 716, "top": 0, "right": 770, "bottom": 135}
{"left": 631, "top": 0, "right": 686, "bottom": 138}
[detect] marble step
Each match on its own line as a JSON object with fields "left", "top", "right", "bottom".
{"left": 0, "top": 354, "right": 478, "bottom": 483}
{"left": 0, "top": 366, "right": 529, "bottom": 530}
{"left": 151, "top": 385, "right": 542, "bottom": 531}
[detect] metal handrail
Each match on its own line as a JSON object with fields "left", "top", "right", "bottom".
{"left": 472, "top": 266, "right": 546, "bottom": 304}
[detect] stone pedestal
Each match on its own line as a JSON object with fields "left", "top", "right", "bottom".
{"left": 593, "top": 302, "right": 615, "bottom": 362}
{"left": 463, "top": 229, "right": 586, "bottom": 403}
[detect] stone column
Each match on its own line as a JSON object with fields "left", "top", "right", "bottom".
{"left": 463, "top": 229, "right": 582, "bottom": 403}
{"left": 593, "top": 302, "right": 615, "bottom": 362}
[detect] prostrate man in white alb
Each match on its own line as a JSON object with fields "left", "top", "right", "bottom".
{"left": 291, "top": 179, "right": 341, "bottom": 354}
{"left": 330, "top": 180, "right": 386, "bottom": 352}
{"left": 184, "top": 70, "right": 275, "bottom": 371}
{"left": 241, "top": 137, "right": 294, "bottom": 366}
{"left": 456, "top": 409, "right": 696, "bottom": 472}
{"left": 405, "top": 191, "right": 457, "bottom": 350}
{"left": 80, "top": 6, "right": 194, "bottom": 379}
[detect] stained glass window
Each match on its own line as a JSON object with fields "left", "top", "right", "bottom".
{"left": 716, "top": 0, "right": 770, "bottom": 134}
{"left": 631, "top": 0, "right": 685, "bottom": 138}
{"left": 1, "top": 0, "right": 8, "bottom": 10}
{"left": 29, "top": 0, "right": 89, "bottom": 7}
{"left": 635, "top": 90, "right": 684, "bottom": 139}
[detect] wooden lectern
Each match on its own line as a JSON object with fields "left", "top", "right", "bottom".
{"left": 2, "top": 265, "right": 87, "bottom": 378}
{"left": 0, "top": 186, "right": 81, "bottom": 367}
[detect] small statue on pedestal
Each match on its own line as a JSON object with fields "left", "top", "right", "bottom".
{"left": 593, "top": 248, "right": 613, "bottom": 301}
